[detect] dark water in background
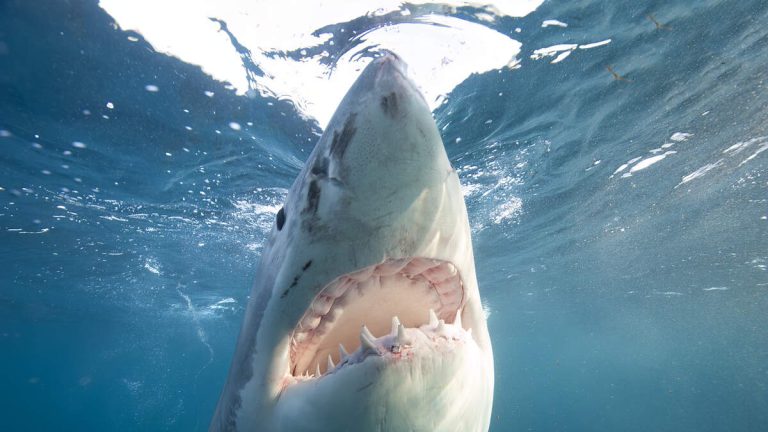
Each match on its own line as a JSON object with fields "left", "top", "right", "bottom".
{"left": 1, "top": 0, "right": 767, "bottom": 431}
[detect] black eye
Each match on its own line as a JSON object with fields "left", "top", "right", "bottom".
{"left": 276, "top": 207, "right": 286, "bottom": 231}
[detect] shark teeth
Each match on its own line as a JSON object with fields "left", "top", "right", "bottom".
{"left": 396, "top": 323, "right": 410, "bottom": 346}
{"left": 436, "top": 319, "right": 447, "bottom": 334}
{"left": 360, "top": 325, "right": 378, "bottom": 351}
{"left": 391, "top": 316, "right": 401, "bottom": 337}
{"left": 388, "top": 316, "right": 412, "bottom": 353}
{"left": 428, "top": 308, "right": 439, "bottom": 328}
{"left": 339, "top": 343, "right": 349, "bottom": 359}
{"left": 306, "top": 312, "right": 467, "bottom": 379}
{"left": 376, "top": 259, "right": 408, "bottom": 276}
{"left": 350, "top": 266, "right": 375, "bottom": 282}
{"left": 290, "top": 258, "right": 467, "bottom": 379}
{"left": 454, "top": 309, "right": 462, "bottom": 328}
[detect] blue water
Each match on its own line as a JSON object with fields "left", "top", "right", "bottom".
{"left": 1, "top": 1, "right": 767, "bottom": 431}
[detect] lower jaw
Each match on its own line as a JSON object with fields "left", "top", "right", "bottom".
{"left": 273, "top": 327, "right": 492, "bottom": 432}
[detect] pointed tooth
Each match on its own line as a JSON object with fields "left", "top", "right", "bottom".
{"left": 361, "top": 336, "right": 377, "bottom": 351}
{"left": 360, "top": 324, "right": 376, "bottom": 340}
{"left": 315, "top": 363, "right": 321, "bottom": 377}
{"left": 326, "top": 277, "right": 353, "bottom": 298}
{"left": 424, "top": 263, "right": 457, "bottom": 283}
{"left": 327, "top": 354, "right": 335, "bottom": 370}
{"left": 350, "top": 266, "right": 375, "bottom": 282}
{"left": 397, "top": 323, "right": 411, "bottom": 345}
{"left": 376, "top": 259, "right": 408, "bottom": 276}
{"left": 294, "top": 331, "right": 308, "bottom": 344}
{"left": 437, "top": 319, "right": 446, "bottom": 334}
{"left": 429, "top": 309, "right": 439, "bottom": 328}
{"left": 402, "top": 258, "right": 439, "bottom": 276}
{"left": 300, "top": 314, "right": 321, "bottom": 331}
{"left": 311, "top": 295, "right": 334, "bottom": 315}
{"left": 362, "top": 324, "right": 376, "bottom": 340}
{"left": 360, "top": 325, "right": 377, "bottom": 351}
{"left": 339, "top": 343, "right": 349, "bottom": 359}
{"left": 391, "top": 316, "right": 401, "bottom": 337}
{"left": 454, "top": 309, "right": 462, "bottom": 328}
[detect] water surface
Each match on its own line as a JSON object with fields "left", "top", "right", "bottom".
{"left": 1, "top": 0, "right": 766, "bottom": 430}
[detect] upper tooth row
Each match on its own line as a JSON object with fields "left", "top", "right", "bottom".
{"left": 326, "top": 259, "right": 457, "bottom": 299}
{"left": 297, "top": 260, "right": 460, "bottom": 337}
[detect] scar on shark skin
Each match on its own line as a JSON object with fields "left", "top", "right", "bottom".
{"left": 329, "top": 113, "right": 358, "bottom": 159}
{"left": 356, "top": 382, "right": 374, "bottom": 392}
{"left": 646, "top": 14, "right": 671, "bottom": 30}
{"left": 606, "top": 65, "right": 633, "bottom": 82}
{"left": 311, "top": 157, "right": 329, "bottom": 177}
{"left": 281, "top": 276, "right": 300, "bottom": 299}
{"left": 380, "top": 92, "right": 398, "bottom": 118}
{"left": 281, "top": 261, "right": 314, "bottom": 298}
{"left": 304, "top": 180, "right": 321, "bottom": 216}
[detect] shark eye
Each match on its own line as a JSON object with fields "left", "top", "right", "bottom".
{"left": 276, "top": 207, "right": 286, "bottom": 231}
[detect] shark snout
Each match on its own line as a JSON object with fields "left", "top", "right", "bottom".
{"left": 373, "top": 51, "right": 408, "bottom": 78}
{"left": 373, "top": 52, "right": 410, "bottom": 91}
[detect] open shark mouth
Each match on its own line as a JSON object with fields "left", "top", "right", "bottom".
{"left": 288, "top": 257, "right": 469, "bottom": 381}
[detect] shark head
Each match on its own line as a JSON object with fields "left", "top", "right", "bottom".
{"left": 211, "top": 53, "right": 494, "bottom": 432}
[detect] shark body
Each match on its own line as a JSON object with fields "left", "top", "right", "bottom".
{"left": 211, "top": 53, "right": 494, "bottom": 432}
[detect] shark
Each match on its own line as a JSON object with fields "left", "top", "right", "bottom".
{"left": 210, "top": 52, "right": 494, "bottom": 431}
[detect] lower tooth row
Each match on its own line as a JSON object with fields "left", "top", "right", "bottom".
{"left": 305, "top": 308, "right": 465, "bottom": 378}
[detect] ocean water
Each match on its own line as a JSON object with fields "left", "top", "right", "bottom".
{"left": 1, "top": 0, "right": 767, "bottom": 431}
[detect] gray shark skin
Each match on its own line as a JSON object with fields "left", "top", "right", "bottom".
{"left": 210, "top": 53, "right": 494, "bottom": 432}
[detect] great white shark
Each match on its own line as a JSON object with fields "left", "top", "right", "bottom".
{"left": 210, "top": 52, "right": 494, "bottom": 431}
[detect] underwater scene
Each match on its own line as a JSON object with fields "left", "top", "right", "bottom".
{"left": 0, "top": 0, "right": 766, "bottom": 430}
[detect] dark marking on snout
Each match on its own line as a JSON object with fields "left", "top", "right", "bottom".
{"left": 302, "top": 260, "right": 312, "bottom": 271}
{"left": 329, "top": 113, "right": 358, "bottom": 159}
{"left": 303, "top": 180, "right": 321, "bottom": 215}
{"left": 380, "top": 92, "right": 398, "bottom": 118}
{"left": 311, "top": 157, "right": 329, "bottom": 177}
